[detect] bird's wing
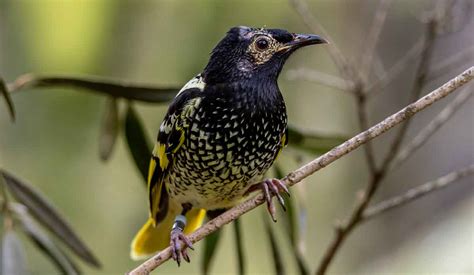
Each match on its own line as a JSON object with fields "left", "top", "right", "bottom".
{"left": 283, "top": 126, "right": 289, "bottom": 147}
{"left": 148, "top": 77, "right": 205, "bottom": 224}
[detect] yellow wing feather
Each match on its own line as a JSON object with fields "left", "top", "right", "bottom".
{"left": 130, "top": 203, "right": 206, "bottom": 260}
{"left": 131, "top": 89, "right": 206, "bottom": 260}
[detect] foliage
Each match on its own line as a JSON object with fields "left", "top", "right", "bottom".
{"left": 1, "top": 0, "right": 472, "bottom": 273}
{"left": 0, "top": 170, "right": 100, "bottom": 274}
{"left": 0, "top": 72, "right": 342, "bottom": 274}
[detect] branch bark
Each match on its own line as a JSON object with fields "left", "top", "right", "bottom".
{"left": 127, "top": 66, "right": 473, "bottom": 275}
{"left": 362, "top": 164, "right": 474, "bottom": 221}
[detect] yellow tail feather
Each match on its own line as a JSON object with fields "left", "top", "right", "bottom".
{"left": 130, "top": 206, "right": 206, "bottom": 260}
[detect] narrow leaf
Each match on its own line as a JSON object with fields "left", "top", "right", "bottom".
{"left": 8, "top": 74, "right": 179, "bottom": 103}
{"left": 201, "top": 230, "right": 222, "bottom": 275}
{"left": 263, "top": 217, "right": 284, "bottom": 275}
{"left": 274, "top": 165, "right": 296, "bottom": 244}
{"left": 233, "top": 219, "right": 245, "bottom": 275}
{"left": 0, "top": 77, "right": 15, "bottom": 121}
{"left": 274, "top": 164, "right": 308, "bottom": 275}
{"left": 124, "top": 104, "right": 152, "bottom": 184}
{"left": 292, "top": 229, "right": 308, "bottom": 274}
{"left": 287, "top": 125, "right": 347, "bottom": 155}
{"left": 99, "top": 97, "right": 119, "bottom": 161}
{"left": 0, "top": 170, "right": 101, "bottom": 268}
{"left": 2, "top": 230, "right": 28, "bottom": 275}
{"left": 11, "top": 203, "right": 80, "bottom": 275}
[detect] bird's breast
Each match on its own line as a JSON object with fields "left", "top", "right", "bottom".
{"left": 168, "top": 83, "right": 287, "bottom": 209}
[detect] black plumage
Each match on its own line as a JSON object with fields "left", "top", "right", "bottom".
{"left": 131, "top": 26, "right": 326, "bottom": 263}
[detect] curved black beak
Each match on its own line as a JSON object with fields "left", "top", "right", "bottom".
{"left": 278, "top": 34, "right": 328, "bottom": 52}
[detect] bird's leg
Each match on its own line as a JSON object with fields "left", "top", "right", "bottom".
{"left": 262, "top": 178, "right": 290, "bottom": 222}
{"left": 170, "top": 204, "right": 194, "bottom": 266}
{"left": 249, "top": 178, "right": 290, "bottom": 222}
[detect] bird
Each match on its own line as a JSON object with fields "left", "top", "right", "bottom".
{"left": 130, "top": 26, "right": 326, "bottom": 265}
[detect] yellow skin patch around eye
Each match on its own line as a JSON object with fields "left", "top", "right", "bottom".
{"left": 247, "top": 35, "right": 283, "bottom": 65}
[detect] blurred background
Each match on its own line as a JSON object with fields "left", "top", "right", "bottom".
{"left": 0, "top": 0, "right": 472, "bottom": 274}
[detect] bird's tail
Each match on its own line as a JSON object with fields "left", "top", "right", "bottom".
{"left": 130, "top": 205, "right": 207, "bottom": 260}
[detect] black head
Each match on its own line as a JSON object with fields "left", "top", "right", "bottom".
{"left": 202, "top": 26, "right": 327, "bottom": 85}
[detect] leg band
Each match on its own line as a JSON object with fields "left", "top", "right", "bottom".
{"left": 172, "top": 214, "right": 187, "bottom": 231}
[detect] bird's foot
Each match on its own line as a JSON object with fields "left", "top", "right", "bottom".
{"left": 170, "top": 228, "right": 194, "bottom": 266}
{"left": 261, "top": 178, "right": 290, "bottom": 222}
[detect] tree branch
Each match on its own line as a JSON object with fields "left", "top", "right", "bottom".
{"left": 7, "top": 73, "right": 179, "bottom": 103}
{"left": 360, "top": 0, "right": 393, "bottom": 84}
{"left": 389, "top": 87, "right": 472, "bottom": 171}
{"left": 428, "top": 45, "right": 474, "bottom": 82}
{"left": 289, "top": 0, "right": 356, "bottom": 80}
{"left": 367, "top": 38, "right": 424, "bottom": 96}
{"left": 356, "top": 91, "right": 378, "bottom": 173}
{"left": 372, "top": 53, "right": 387, "bottom": 82}
{"left": 362, "top": 164, "right": 474, "bottom": 221}
{"left": 127, "top": 66, "right": 473, "bottom": 275}
{"left": 380, "top": 18, "right": 438, "bottom": 171}
{"left": 316, "top": 17, "right": 441, "bottom": 275}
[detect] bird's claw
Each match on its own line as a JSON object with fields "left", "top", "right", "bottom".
{"left": 170, "top": 228, "right": 194, "bottom": 266}
{"left": 261, "top": 178, "right": 290, "bottom": 222}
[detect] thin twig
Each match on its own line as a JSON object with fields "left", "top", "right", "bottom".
{"left": 356, "top": 92, "right": 378, "bottom": 173}
{"left": 355, "top": 0, "right": 393, "bottom": 173}
{"left": 362, "top": 164, "right": 474, "bottom": 220}
{"left": 428, "top": 45, "right": 474, "bottom": 82}
{"left": 353, "top": 0, "right": 393, "bottom": 172}
{"left": 290, "top": 0, "right": 389, "bottom": 174}
{"left": 286, "top": 68, "right": 355, "bottom": 92}
{"left": 389, "top": 87, "right": 472, "bottom": 171}
{"left": 127, "top": 67, "right": 473, "bottom": 275}
{"left": 316, "top": 17, "right": 440, "bottom": 275}
{"left": 372, "top": 54, "right": 387, "bottom": 82}
{"left": 356, "top": 2, "right": 392, "bottom": 172}
{"left": 360, "top": 0, "right": 393, "bottom": 85}
{"left": 289, "top": 0, "right": 355, "bottom": 80}
{"left": 367, "top": 38, "right": 425, "bottom": 96}
{"left": 7, "top": 73, "right": 179, "bottom": 103}
{"left": 380, "top": 19, "right": 438, "bottom": 171}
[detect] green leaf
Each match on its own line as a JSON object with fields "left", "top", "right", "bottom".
{"left": 0, "top": 170, "right": 101, "bottom": 268}
{"left": 2, "top": 230, "right": 28, "bottom": 275}
{"left": 8, "top": 74, "right": 179, "bottom": 103}
{"left": 273, "top": 165, "right": 296, "bottom": 244}
{"left": 0, "top": 77, "right": 15, "bottom": 121}
{"left": 274, "top": 164, "right": 308, "bottom": 275}
{"left": 287, "top": 125, "right": 347, "bottom": 155}
{"left": 11, "top": 203, "right": 80, "bottom": 275}
{"left": 124, "top": 104, "right": 152, "bottom": 184}
{"left": 263, "top": 217, "right": 284, "bottom": 275}
{"left": 233, "top": 219, "right": 245, "bottom": 275}
{"left": 99, "top": 97, "right": 119, "bottom": 161}
{"left": 201, "top": 229, "right": 222, "bottom": 275}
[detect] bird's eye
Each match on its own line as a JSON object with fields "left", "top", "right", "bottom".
{"left": 255, "top": 37, "right": 270, "bottom": 51}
